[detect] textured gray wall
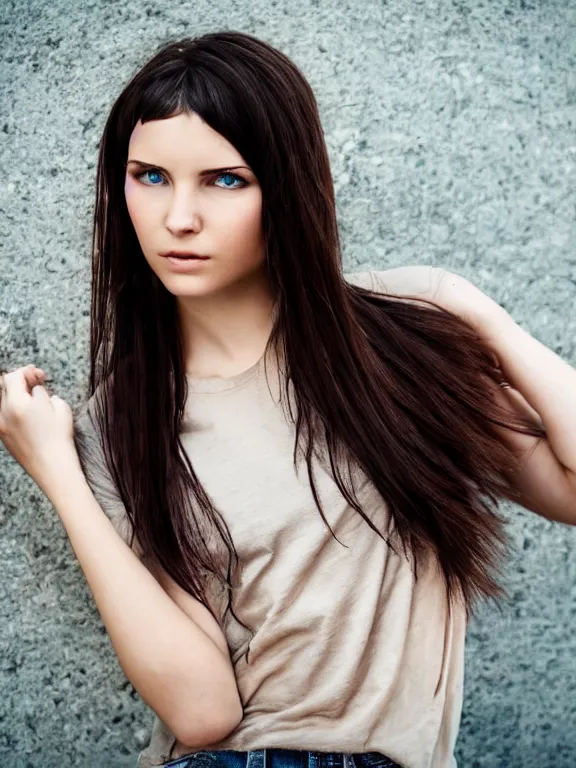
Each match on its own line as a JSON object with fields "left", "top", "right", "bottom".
{"left": 1, "top": 0, "right": 575, "bottom": 766}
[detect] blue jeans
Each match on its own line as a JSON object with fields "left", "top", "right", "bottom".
{"left": 160, "top": 749, "right": 402, "bottom": 768}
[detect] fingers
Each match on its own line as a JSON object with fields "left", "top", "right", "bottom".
{"left": 0, "top": 365, "right": 50, "bottom": 406}
{"left": 0, "top": 366, "right": 61, "bottom": 446}
{"left": 31, "top": 384, "right": 52, "bottom": 405}
{"left": 22, "top": 365, "right": 46, "bottom": 391}
{"left": 50, "top": 395, "right": 69, "bottom": 417}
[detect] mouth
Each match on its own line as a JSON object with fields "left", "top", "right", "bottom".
{"left": 161, "top": 251, "right": 210, "bottom": 261}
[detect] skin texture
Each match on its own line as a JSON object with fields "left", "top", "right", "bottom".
{"left": 124, "top": 112, "right": 275, "bottom": 379}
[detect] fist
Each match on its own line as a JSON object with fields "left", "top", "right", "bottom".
{"left": 0, "top": 364, "right": 77, "bottom": 490}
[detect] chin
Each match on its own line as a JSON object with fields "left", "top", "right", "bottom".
{"left": 158, "top": 273, "right": 230, "bottom": 299}
{"left": 149, "top": 260, "right": 267, "bottom": 298}
{"left": 161, "top": 279, "right": 216, "bottom": 298}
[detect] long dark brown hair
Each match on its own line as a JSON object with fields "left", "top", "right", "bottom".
{"left": 77, "top": 30, "right": 544, "bottom": 622}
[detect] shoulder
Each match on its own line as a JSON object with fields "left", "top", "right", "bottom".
{"left": 344, "top": 265, "right": 451, "bottom": 302}
{"left": 345, "top": 266, "right": 507, "bottom": 334}
{"left": 74, "top": 397, "right": 98, "bottom": 447}
{"left": 73, "top": 391, "right": 105, "bottom": 452}
{"left": 73, "top": 391, "right": 136, "bottom": 541}
{"left": 73, "top": 378, "right": 113, "bottom": 445}
{"left": 73, "top": 392, "right": 118, "bottom": 500}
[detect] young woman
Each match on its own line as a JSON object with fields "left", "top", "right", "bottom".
{"left": 0, "top": 31, "right": 575, "bottom": 768}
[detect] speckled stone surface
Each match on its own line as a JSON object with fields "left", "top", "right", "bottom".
{"left": 1, "top": 0, "right": 575, "bottom": 766}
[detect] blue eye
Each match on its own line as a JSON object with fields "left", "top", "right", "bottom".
{"left": 134, "top": 169, "right": 246, "bottom": 189}
{"left": 214, "top": 172, "right": 245, "bottom": 189}
{"left": 138, "top": 169, "right": 165, "bottom": 185}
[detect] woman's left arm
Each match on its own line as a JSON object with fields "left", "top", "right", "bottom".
{"left": 435, "top": 269, "right": 576, "bottom": 524}
{"left": 374, "top": 265, "right": 576, "bottom": 524}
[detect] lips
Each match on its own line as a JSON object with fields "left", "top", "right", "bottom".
{"left": 160, "top": 251, "right": 209, "bottom": 260}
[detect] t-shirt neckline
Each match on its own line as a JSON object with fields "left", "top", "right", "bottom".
{"left": 185, "top": 356, "right": 263, "bottom": 394}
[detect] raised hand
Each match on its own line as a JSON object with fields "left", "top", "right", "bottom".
{"left": 0, "top": 364, "right": 80, "bottom": 497}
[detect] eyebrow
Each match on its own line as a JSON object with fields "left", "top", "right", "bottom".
{"left": 126, "top": 160, "right": 251, "bottom": 176}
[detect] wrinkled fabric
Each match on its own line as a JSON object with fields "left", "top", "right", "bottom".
{"left": 75, "top": 272, "right": 465, "bottom": 768}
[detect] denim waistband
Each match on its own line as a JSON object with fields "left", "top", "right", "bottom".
{"left": 161, "top": 748, "right": 402, "bottom": 768}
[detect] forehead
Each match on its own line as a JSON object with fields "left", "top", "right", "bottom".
{"left": 127, "top": 112, "right": 245, "bottom": 167}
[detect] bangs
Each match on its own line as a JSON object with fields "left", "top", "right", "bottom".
{"left": 134, "top": 63, "right": 258, "bottom": 176}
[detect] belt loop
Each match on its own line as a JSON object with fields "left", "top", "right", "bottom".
{"left": 263, "top": 748, "right": 268, "bottom": 768}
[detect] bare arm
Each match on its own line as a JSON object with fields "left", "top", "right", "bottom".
{"left": 45, "top": 466, "right": 243, "bottom": 747}
{"left": 0, "top": 368, "right": 242, "bottom": 747}
{"left": 51, "top": 466, "right": 242, "bottom": 744}
{"left": 372, "top": 267, "right": 576, "bottom": 523}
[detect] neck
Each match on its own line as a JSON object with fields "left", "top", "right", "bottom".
{"left": 177, "top": 271, "right": 276, "bottom": 379}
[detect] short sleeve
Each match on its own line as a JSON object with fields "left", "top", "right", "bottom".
{"left": 343, "top": 270, "right": 377, "bottom": 292}
{"left": 73, "top": 401, "right": 139, "bottom": 552}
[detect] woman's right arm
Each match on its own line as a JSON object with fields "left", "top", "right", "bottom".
{"left": 49, "top": 471, "right": 243, "bottom": 747}
{"left": 0, "top": 367, "right": 243, "bottom": 748}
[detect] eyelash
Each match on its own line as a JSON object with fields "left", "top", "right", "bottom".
{"left": 133, "top": 168, "right": 247, "bottom": 189}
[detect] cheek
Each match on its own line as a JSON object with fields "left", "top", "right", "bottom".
{"left": 124, "top": 179, "right": 152, "bottom": 234}
{"left": 124, "top": 176, "right": 137, "bottom": 212}
{"left": 221, "top": 195, "right": 264, "bottom": 254}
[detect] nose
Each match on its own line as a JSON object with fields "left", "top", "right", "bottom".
{"left": 165, "top": 185, "right": 202, "bottom": 235}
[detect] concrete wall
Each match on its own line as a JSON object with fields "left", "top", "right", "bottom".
{"left": 1, "top": 0, "right": 575, "bottom": 766}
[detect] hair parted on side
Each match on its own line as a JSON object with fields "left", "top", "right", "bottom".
{"left": 76, "top": 30, "right": 544, "bottom": 625}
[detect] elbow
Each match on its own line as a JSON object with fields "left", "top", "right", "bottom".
{"left": 170, "top": 692, "right": 243, "bottom": 748}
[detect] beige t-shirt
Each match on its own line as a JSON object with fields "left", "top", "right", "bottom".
{"left": 75, "top": 271, "right": 466, "bottom": 768}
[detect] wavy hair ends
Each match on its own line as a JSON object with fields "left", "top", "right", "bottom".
{"left": 80, "top": 30, "right": 544, "bottom": 624}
